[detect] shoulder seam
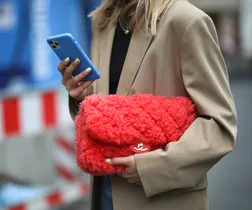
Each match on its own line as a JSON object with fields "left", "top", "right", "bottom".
{"left": 178, "top": 15, "right": 201, "bottom": 73}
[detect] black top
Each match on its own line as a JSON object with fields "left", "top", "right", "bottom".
{"left": 91, "top": 24, "right": 133, "bottom": 210}
{"left": 109, "top": 24, "right": 132, "bottom": 94}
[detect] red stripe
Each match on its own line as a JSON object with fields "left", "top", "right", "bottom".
{"left": 80, "top": 182, "right": 89, "bottom": 196}
{"left": 46, "top": 191, "right": 63, "bottom": 207}
{"left": 56, "top": 164, "right": 76, "bottom": 181}
{"left": 56, "top": 137, "right": 76, "bottom": 154}
{"left": 3, "top": 97, "right": 20, "bottom": 136}
{"left": 42, "top": 91, "right": 57, "bottom": 128}
{"left": 8, "top": 204, "right": 26, "bottom": 210}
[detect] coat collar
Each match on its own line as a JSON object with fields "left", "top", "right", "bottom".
{"left": 95, "top": 22, "right": 115, "bottom": 95}
{"left": 96, "top": 22, "right": 154, "bottom": 95}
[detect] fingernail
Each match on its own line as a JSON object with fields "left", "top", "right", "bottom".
{"left": 75, "top": 58, "right": 80, "bottom": 63}
{"left": 65, "top": 57, "right": 70, "bottom": 62}
{"left": 85, "top": 67, "right": 92, "bottom": 72}
{"left": 105, "top": 158, "right": 111, "bottom": 163}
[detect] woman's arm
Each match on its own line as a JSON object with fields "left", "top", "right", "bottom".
{"left": 134, "top": 14, "right": 237, "bottom": 197}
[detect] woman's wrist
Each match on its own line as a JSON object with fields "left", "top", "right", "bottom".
{"left": 70, "top": 96, "right": 83, "bottom": 104}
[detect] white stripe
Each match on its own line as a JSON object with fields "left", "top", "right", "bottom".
{"left": 57, "top": 88, "right": 73, "bottom": 127}
{"left": 57, "top": 127, "right": 75, "bottom": 144}
{"left": 20, "top": 92, "right": 42, "bottom": 137}
{"left": 0, "top": 100, "right": 4, "bottom": 142}
{"left": 62, "top": 182, "right": 86, "bottom": 203}
{"left": 30, "top": 0, "right": 51, "bottom": 81}
{"left": 55, "top": 146, "right": 78, "bottom": 172}
{"left": 27, "top": 199, "right": 48, "bottom": 210}
{"left": 2, "top": 183, "right": 89, "bottom": 210}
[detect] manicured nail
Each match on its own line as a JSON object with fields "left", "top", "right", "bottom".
{"left": 105, "top": 158, "right": 111, "bottom": 163}
{"left": 65, "top": 57, "right": 70, "bottom": 62}
{"left": 75, "top": 58, "right": 80, "bottom": 63}
{"left": 85, "top": 67, "right": 91, "bottom": 72}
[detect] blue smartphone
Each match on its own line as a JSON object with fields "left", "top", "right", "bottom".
{"left": 47, "top": 33, "right": 101, "bottom": 81}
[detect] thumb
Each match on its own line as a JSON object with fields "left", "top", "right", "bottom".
{"left": 111, "top": 156, "right": 132, "bottom": 166}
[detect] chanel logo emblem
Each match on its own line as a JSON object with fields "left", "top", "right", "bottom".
{"left": 134, "top": 143, "right": 148, "bottom": 152}
{"left": 130, "top": 143, "right": 151, "bottom": 153}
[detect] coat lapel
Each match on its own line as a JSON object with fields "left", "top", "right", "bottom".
{"left": 116, "top": 26, "right": 153, "bottom": 95}
{"left": 96, "top": 23, "right": 153, "bottom": 96}
{"left": 96, "top": 23, "right": 116, "bottom": 95}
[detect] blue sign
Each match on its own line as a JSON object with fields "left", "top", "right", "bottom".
{"left": 30, "top": 0, "right": 103, "bottom": 90}
{"left": 0, "top": 0, "right": 101, "bottom": 94}
{"left": 29, "top": 0, "right": 86, "bottom": 89}
{"left": 0, "top": 0, "right": 31, "bottom": 91}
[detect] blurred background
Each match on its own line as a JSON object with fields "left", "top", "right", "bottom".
{"left": 0, "top": 0, "right": 251, "bottom": 210}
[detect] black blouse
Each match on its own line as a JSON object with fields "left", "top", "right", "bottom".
{"left": 109, "top": 24, "right": 132, "bottom": 94}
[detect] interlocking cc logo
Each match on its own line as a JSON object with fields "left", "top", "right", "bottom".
{"left": 130, "top": 143, "right": 151, "bottom": 153}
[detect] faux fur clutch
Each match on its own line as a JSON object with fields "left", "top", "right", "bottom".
{"left": 75, "top": 94, "right": 197, "bottom": 176}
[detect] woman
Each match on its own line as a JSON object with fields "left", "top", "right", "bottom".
{"left": 58, "top": 0, "right": 237, "bottom": 209}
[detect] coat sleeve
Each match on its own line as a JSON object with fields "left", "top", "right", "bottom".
{"left": 68, "top": 95, "right": 82, "bottom": 120}
{"left": 134, "top": 14, "right": 237, "bottom": 197}
{"left": 68, "top": 87, "right": 93, "bottom": 120}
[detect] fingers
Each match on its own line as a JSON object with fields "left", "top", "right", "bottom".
{"left": 62, "top": 58, "right": 81, "bottom": 84}
{"left": 65, "top": 58, "right": 81, "bottom": 75}
{"left": 57, "top": 57, "right": 96, "bottom": 101}
{"left": 68, "top": 80, "right": 94, "bottom": 99}
{"left": 125, "top": 167, "right": 137, "bottom": 175}
{"left": 57, "top": 57, "right": 71, "bottom": 76}
{"left": 119, "top": 167, "right": 137, "bottom": 179}
{"left": 58, "top": 57, "right": 92, "bottom": 89}
{"left": 76, "top": 80, "right": 94, "bottom": 93}
{"left": 112, "top": 156, "right": 133, "bottom": 167}
{"left": 72, "top": 67, "right": 92, "bottom": 85}
{"left": 65, "top": 67, "right": 92, "bottom": 91}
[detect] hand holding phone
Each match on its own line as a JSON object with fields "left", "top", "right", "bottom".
{"left": 47, "top": 33, "right": 101, "bottom": 81}
{"left": 57, "top": 57, "right": 94, "bottom": 101}
{"left": 47, "top": 33, "right": 100, "bottom": 100}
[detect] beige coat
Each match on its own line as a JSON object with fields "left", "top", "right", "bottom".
{"left": 69, "top": 0, "right": 237, "bottom": 209}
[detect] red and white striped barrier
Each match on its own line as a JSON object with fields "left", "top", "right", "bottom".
{"left": 2, "top": 181, "right": 89, "bottom": 210}
{"left": 0, "top": 89, "right": 73, "bottom": 142}
{"left": 54, "top": 129, "right": 81, "bottom": 182}
{"left": 0, "top": 88, "right": 89, "bottom": 209}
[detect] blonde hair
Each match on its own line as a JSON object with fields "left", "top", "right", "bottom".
{"left": 90, "top": 0, "right": 176, "bottom": 36}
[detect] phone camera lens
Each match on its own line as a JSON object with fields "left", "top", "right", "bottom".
{"left": 49, "top": 40, "right": 54, "bottom": 45}
{"left": 55, "top": 41, "right": 59, "bottom": 46}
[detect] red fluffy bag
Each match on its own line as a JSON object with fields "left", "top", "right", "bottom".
{"left": 75, "top": 94, "right": 197, "bottom": 176}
